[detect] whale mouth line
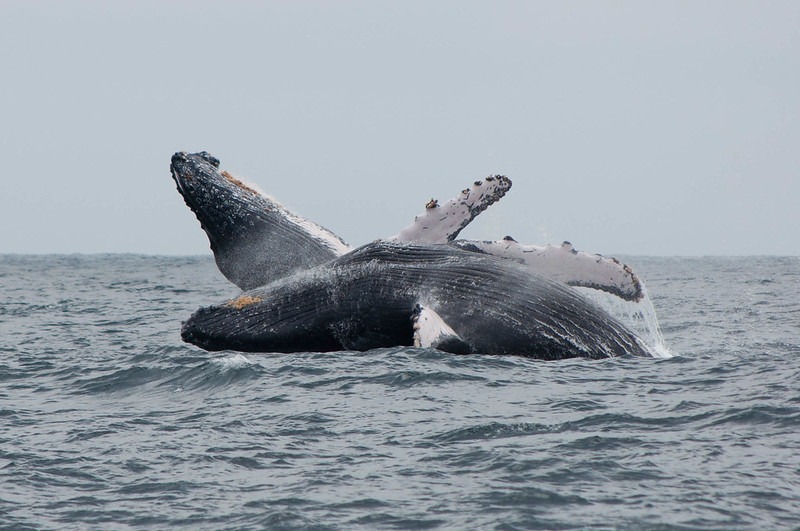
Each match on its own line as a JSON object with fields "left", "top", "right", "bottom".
{"left": 170, "top": 153, "right": 188, "bottom": 193}
{"left": 171, "top": 167, "right": 184, "bottom": 193}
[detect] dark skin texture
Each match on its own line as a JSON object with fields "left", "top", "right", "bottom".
{"left": 182, "top": 241, "right": 650, "bottom": 359}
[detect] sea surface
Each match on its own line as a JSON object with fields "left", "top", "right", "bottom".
{"left": 1, "top": 254, "right": 798, "bottom": 530}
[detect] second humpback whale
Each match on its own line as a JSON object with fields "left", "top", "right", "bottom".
{"left": 170, "top": 151, "right": 644, "bottom": 301}
{"left": 170, "top": 151, "right": 656, "bottom": 358}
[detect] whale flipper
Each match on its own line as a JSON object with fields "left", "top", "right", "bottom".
{"left": 384, "top": 174, "right": 642, "bottom": 301}
{"left": 451, "top": 239, "right": 643, "bottom": 302}
{"left": 170, "top": 152, "right": 350, "bottom": 290}
{"left": 388, "top": 175, "right": 512, "bottom": 243}
{"left": 412, "top": 304, "right": 471, "bottom": 354}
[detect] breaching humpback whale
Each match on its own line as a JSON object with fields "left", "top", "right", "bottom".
{"left": 171, "top": 151, "right": 653, "bottom": 359}
{"left": 182, "top": 241, "right": 650, "bottom": 358}
{"left": 170, "top": 151, "right": 643, "bottom": 301}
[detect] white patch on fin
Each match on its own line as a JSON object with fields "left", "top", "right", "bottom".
{"left": 279, "top": 208, "right": 352, "bottom": 256}
{"left": 388, "top": 175, "right": 512, "bottom": 243}
{"left": 224, "top": 169, "right": 352, "bottom": 257}
{"left": 412, "top": 304, "right": 470, "bottom": 353}
{"left": 454, "top": 240, "right": 644, "bottom": 302}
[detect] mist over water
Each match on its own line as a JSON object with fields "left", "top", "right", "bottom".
{"left": 1, "top": 255, "right": 798, "bottom": 529}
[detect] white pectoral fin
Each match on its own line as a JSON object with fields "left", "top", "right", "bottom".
{"left": 454, "top": 239, "right": 644, "bottom": 302}
{"left": 412, "top": 304, "right": 471, "bottom": 354}
{"left": 388, "top": 175, "right": 512, "bottom": 243}
{"left": 556, "top": 243, "right": 643, "bottom": 302}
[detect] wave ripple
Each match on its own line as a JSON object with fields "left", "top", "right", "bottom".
{"left": 1, "top": 255, "right": 799, "bottom": 529}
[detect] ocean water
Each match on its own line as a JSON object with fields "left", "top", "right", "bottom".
{"left": 1, "top": 254, "right": 798, "bottom": 529}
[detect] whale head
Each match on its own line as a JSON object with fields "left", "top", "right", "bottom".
{"left": 170, "top": 151, "right": 263, "bottom": 216}
{"left": 170, "top": 151, "right": 347, "bottom": 290}
{"left": 170, "top": 151, "right": 277, "bottom": 286}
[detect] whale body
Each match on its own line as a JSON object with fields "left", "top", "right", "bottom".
{"left": 181, "top": 241, "right": 650, "bottom": 359}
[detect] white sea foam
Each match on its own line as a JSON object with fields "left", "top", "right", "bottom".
{"left": 213, "top": 353, "right": 254, "bottom": 369}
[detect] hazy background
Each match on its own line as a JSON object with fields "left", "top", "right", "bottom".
{"left": 1, "top": 1, "right": 798, "bottom": 256}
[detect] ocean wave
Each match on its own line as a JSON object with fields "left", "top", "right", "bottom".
{"left": 2, "top": 255, "right": 799, "bottom": 529}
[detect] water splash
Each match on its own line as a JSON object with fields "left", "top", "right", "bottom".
{"left": 576, "top": 283, "right": 674, "bottom": 358}
{"left": 212, "top": 353, "right": 254, "bottom": 369}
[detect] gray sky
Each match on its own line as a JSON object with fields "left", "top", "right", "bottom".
{"left": 1, "top": 1, "right": 798, "bottom": 256}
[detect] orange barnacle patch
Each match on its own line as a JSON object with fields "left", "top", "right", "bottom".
{"left": 222, "top": 170, "right": 260, "bottom": 196}
{"left": 225, "top": 295, "right": 263, "bottom": 309}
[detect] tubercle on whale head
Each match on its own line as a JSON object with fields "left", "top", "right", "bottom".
{"left": 170, "top": 150, "right": 218, "bottom": 174}
{"left": 171, "top": 151, "right": 266, "bottom": 203}
{"left": 197, "top": 151, "right": 220, "bottom": 168}
{"left": 170, "top": 151, "right": 219, "bottom": 178}
{"left": 171, "top": 151, "right": 209, "bottom": 188}
{"left": 170, "top": 151, "right": 250, "bottom": 207}
{"left": 170, "top": 151, "right": 253, "bottom": 236}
